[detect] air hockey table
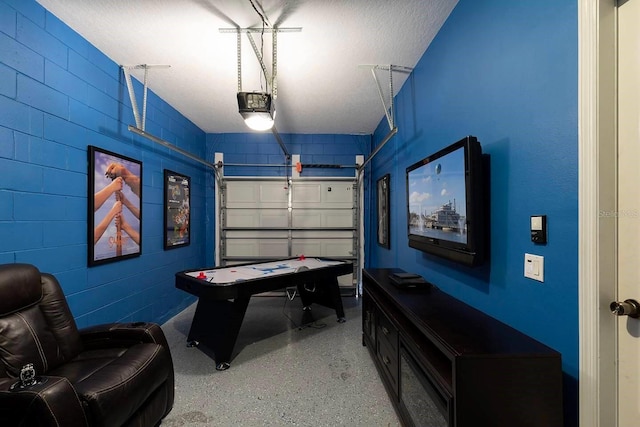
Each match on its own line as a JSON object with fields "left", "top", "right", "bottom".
{"left": 175, "top": 257, "right": 353, "bottom": 370}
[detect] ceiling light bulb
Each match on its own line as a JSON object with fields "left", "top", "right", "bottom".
{"left": 243, "top": 113, "right": 275, "bottom": 131}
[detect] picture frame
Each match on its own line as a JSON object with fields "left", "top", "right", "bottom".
{"left": 377, "top": 174, "right": 390, "bottom": 248}
{"left": 164, "top": 169, "right": 191, "bottom": 250}
{"left": 88, "top": 145, "right": 142, "bottom": 266}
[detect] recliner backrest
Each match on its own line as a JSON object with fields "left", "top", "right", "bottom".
{"left": 0, "top": 264, "right": 82, "bottom": 378}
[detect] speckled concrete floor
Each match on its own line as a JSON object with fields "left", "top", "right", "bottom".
{"left": 160, "top": 295, "right": 401, "bottom": 427}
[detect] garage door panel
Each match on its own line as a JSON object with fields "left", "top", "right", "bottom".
{"left": 325, "top": 242, "right": 353, "bottom": 256}
{"left": 226, "top": 211, "right": 288, "bottom": 228}
{"left": 292, "top": 240, "right": 353, "bottom": 257}
{"left": 292, "top": 183, "right": 353, "bottom": 209}
{"left": 292, "top": 231, "right": 353, "bottom": 239}
{"left": 260, "top": 212, "right": 288, "bottom": 227}
{"left": 226, "top": 211, "right": 257, "bottom": 227}
{"left": 291, "top": 211, "right": 353, "bottom": 228}
{"left": 227, "top": 181, "right": 287, "bottom": 208}
{"left": 225, "top": 182, "right": 259, "bottom": 207}
{"left": 323, "top": 183, "right": 354, "bottom": 205}
{"left": 325, "top": 212, "right": 353, "bottom": 227}
{"left": 292, "top": 183, "right": 322, "bottom": 203}
{"left": 292, "top": 212, "right": 321, "bottom": 228}
{"left": 337, "top": 274, "right": 353, "bottom": 286}
{"left": 225, "top": 231, "right": 288, "bottom": 239}
{"left": 226, "top": 239, "right": 289, "bottom": 257}
{"left": 259, "top": 183, "right": 288, "bottom": 204}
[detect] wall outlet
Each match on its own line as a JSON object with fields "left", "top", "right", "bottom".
{"left": 524, "top": 253, "right": 544, "bottom": 282}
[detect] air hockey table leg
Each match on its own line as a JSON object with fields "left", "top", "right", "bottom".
{"left": 185, "top": 296, "right": 250, "bottom": 371}
{"left": 216, "top": 362, "right": 231, "bottom": 371}
{"left": 297, "top": 277, "right": 346, "bottom": 323}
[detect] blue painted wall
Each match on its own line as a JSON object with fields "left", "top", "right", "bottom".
{"left": 0, "top": 0, "right": 209, "bottom": 327}
{"left": 207, "top": 133, "right": 368, "bottom": 177}
{"left": 366, "top": 0, "right": 578, "bottom": 423}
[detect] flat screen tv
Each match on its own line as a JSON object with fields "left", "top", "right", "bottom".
{"left": 406, "top": 135, "right": 487, "bottom": 267}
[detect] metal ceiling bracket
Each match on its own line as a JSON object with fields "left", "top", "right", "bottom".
{"left": 360, "top": 64, "right": 413, "bottom": 131}
{"left": 358, "top": 64, "right": 412, "bottom": 170}
{"left": 272, "top": 30, "right": 278, "bottom": 99}
{"left": 237, "top": 32, "right": 242, "bottom": 92}
{"left": 224, "top": 27, "right": 301, "bottom": 159}
{"left": 224, "top": 27, "right": 300, "bottom": 99}
{"left": 121, "top": 64, "right": 170, "bottom": 131}
{"left": 219, "top": 27, "right": 302, "bottom": 34}
{"left": 246, "top": 31, "right": 273, "bottom": 93}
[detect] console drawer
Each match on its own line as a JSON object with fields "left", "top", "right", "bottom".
{"left": 377, "top": 311, "right": 398, "bottom": 351}
{"left": 378, "top": 337, "right": 399, "bottom": 395}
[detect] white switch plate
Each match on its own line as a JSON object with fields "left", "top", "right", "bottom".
{"left": 524, "top": 253, "right": 544, "bottom": 282}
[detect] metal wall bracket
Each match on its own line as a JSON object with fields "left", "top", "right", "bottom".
{"left": 359, "top": 64, "right": 413, "bottom": 131}
{"left": 121, "top": 64, "right": 170, "bottom": 131}
{"left": 358, "top": 64, "right": 412, "bottom": 170}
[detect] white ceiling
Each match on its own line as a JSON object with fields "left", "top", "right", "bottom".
{"left": 36, "top": 0, "right": 458, "bottom": 135}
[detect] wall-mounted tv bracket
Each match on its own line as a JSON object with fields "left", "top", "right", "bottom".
{"left": 358, "top": 64, "right": 413, "bottom": 170}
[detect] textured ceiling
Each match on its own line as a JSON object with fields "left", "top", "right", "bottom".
{"left": 36, "top": 0, "right": 458, "bottom": 135}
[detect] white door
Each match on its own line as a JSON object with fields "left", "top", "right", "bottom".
{"left": 616, "top": 0, "right": 640, "bottom": 424}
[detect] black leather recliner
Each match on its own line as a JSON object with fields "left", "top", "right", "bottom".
{"left": 0, "top": 263, "right": 175, "bottom": 426}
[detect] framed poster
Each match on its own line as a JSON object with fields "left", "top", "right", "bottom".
{"left": 88, "top": 146, "right": 142, "bottom": 266}
{"left": 164, "top": 169, "right": 191, "bottom": 249}
{"left": 377, "top": 174, "right": 390, "bottom": 248}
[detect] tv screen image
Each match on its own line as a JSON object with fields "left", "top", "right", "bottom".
{"left": 407, "top": 144, "right": 467, "bottom": 244}
{"left": 406, "top": 136, "right": 487, "bottom": 266}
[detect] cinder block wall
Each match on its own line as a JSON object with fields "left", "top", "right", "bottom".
{"left": 0, "top": 0, "right": 208, "bottom": 327}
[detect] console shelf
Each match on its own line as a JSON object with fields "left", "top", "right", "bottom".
{"left": 362, "top": 268, "right": 563, "bottom": 427}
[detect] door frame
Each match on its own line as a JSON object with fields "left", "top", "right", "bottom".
{"left": 578, "top": 0, "right": 618, "bottom": 425}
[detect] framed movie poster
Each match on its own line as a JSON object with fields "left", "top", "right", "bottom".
{"left": 377, "top": 174, "right": 390, "bottom": 248}
{"left": 88, "top": 146, "right": 142, "bottom": 266}
{"left": 164, "top": 169, "right": 191, "bottom": 250}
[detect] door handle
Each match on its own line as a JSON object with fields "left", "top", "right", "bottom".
{"left": 610, "top": 299, "right": 640, "bottom": 318}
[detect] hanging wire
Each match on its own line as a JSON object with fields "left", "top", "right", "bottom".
{"left": 248, "top": 0, "right": 268, "bottom": 92}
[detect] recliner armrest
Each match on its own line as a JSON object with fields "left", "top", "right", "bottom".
{"left": 0, "top": 376, "right": 88, "bottom": 427}
{"left": 80, "top": 322, "right": 170, "bottom": 350}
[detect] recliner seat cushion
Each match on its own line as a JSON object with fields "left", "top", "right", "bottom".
{"left": 49, "top": 343, "right": 171, "bottom": 427}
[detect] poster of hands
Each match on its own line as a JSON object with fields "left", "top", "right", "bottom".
{"left": 88, "top": 146, "right": 142, "bottom": 266}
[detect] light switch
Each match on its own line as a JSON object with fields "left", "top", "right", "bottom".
{"left": 524, "top": 253, "right": 544, "bottom": 282}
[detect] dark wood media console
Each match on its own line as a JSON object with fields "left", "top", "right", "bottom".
{"left": 362, "top": 268, "right": 563, "bottom": 427}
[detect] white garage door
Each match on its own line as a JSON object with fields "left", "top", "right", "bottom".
{"left": 218, "top": 177, "right": 360, "bottom": 292}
